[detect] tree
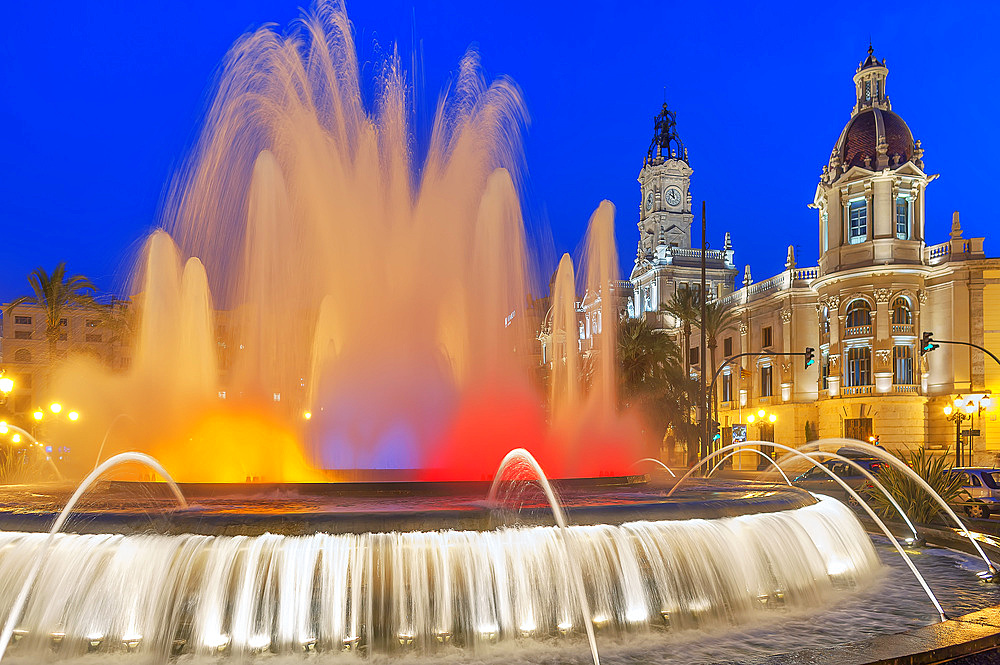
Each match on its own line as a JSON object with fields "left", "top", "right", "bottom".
{"left": 700, "top": 299, "right": 740, "bottom": 437}
{"left": 6, "top": 264, "right": 98, "bottom": 362}
{"left": 616, "top": 317, "right": 699, "bottom": 463}
{"left": 660, "top": 287, "right": 700, "bottom": 377}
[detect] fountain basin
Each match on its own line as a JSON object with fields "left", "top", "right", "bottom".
{"left": 0, "top": 478, "right": 815, "bottom": 535}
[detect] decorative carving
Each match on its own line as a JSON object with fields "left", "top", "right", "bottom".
{"left": 829, "top": 354, "right": 840, "bottom": 369}
{"left": 917, "top": 290, "right": 928, "bottom": 305}
{"left": 875, "top": 349, "right": 892, "bottom": 367}
{"left": 780, "top": 309, "right": 793, "bottom": 324}
{"left": 874, "top": 288, "right": 892, "bottom": 303}
{"left": 825, "top": 295, "right": 841, "bottom": 310}
{"left": 739, "top": 322, "right": 748, "bottom": 335}
{"left": 781, "top": 362, "right": 791, "bottom": 377}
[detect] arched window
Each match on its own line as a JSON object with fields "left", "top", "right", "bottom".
{"left": 846, "top": 346, "right": 872, "bottom": 387}
{"left": 845, "top": 300, "right": 872, "bottom": 328}
{"left": 820, "top": 306, "right": 830, "bottom": 334}
{"left": 891, "top": 297, "right": 912, "bottom": 325}
{"left": 13, "top": 349, "right": 30, "bottom": 363}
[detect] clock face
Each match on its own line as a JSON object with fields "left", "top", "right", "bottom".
{"left": 645, "top": 191, "right": 654, "bottom": 212}
{"left": 665, "top": 187, "right": 682, "bottom": 207}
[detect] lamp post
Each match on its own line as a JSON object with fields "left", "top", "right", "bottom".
{"left": 745, "top": 409, "right": 778, "bottom": 469}
{"left": 944, "top": 393, "right": 992, "bottom": 467}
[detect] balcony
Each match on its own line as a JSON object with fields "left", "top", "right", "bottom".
{"left": 892, "top": 384, "right": 919, "bottom": 394}
{"left": 844, "top": 325, "right": 871, "bottom": 338}
{"left": 840, "top": 385, "right": 873, "bottom": 397}
{"left": 891, "top": 324, "right": 914, "bottom": 335}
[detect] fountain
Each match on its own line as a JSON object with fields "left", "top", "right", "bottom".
{"left": 1, "top": 2, "right": 999, "bottom": 664}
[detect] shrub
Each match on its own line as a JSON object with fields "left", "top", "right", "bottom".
{"left": 867, "top": 448, "right": 965, "bottom": 525}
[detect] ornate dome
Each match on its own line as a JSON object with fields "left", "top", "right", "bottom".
{"left": 834, "top": 107, "right": 914, "bottom": 172}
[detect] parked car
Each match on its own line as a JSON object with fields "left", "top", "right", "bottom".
{"left": 790, "top": 449, "right": 885, "bottom": 502}
{"left": 947, "top": 467, "right": 1000, "bottom": 519}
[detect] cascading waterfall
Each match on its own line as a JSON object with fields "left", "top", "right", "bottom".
{"left": 0, "top": 496, "right": 877, "bottom": 660}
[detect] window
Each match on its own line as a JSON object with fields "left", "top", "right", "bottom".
{"left": 893, "top": 345, "right": 914, "bottom": 384}
{"left": 724, "top": 336, "right": 733, "bottom": 357}
{"left": 864, "top": 80, "right": 871, "bottom": 102}
{"left": 13, "top": 349, "right": 31, "bottom": 362}
{"left": 14, "top": 331, "right": 31, "bottom": 340}
{"left": 891, "top": 297, "right": 912, "bottom": 325}
{"left": 846, "top": 346, "right": 872, "bottom": 386}
{"left": 85, "top": 319, "right": 99, "bottom": 328}
{"left": 722, "top": 372, "right": 733, "bottom": 402}
{"left": 846, "top": 300, "right": 872, "bottom": 328}
{"left": 762, "top": 326, "right": 773, "bottom": 348}
{"left": 821, "top": 353, "right": 830, "bottom": 389}
{"left": 896, "top": 197, "right": 910, "bottom": 239}
{"left": 848, "top": 200, "right": 867, "bottom": 244}
{"left": 689, "top": 347, "right": 700, "bottom": 366}
{"left": 820, "top": 306, "right": 830, "bottom": 334}
{"left": 821, "top": 211, "right": 829, "bottom": 252}
{"left": 59, "top": 318, "right": 68, "bottom": 327}
{"left": 760, "top": 365, "right": 773, "bottom": 397}
{"left": 963, "top": 473, "right": 982, "bottom": 488}
{"left": 13, "top": 316, "right": 31, "bottom": 325}
{"left": 85, "top": 333, "right": 102, "bottom": 343}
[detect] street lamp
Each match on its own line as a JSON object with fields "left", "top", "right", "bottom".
{"left": 744, "top": 410, "right": 778, "bottom": 469}
{"left": 944, "top": 393, "right": 992, "bottom": 466}
{"left": 0, "top": 372, "right": 13, "bottom": 399}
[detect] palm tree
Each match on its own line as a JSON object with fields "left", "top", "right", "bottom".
{"left": 616, "top": 317, "right": 699, "bottom": 463}
{"left": 700, "top": 299, "right": 740, "bottom": 434}
{"left": 6, "top": 264, "right": 98, "bottom": 362}
{"left": 660, "top": 287, "right": 701, "bottom": 377}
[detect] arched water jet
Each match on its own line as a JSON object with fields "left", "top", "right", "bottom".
{"left": 92, "top": 413, "right": 139, "bottom": 469}
{"left": 707, "top": 449, "right": 791, "bottom": 485}
{"left": 488, "top": 448, "right": 599, "bottom": 665}
{"left": 0, "top": 452, "right": 187, "bottom": 663}
{"left": 789, "top": 439, "right": 996, "bottom": 575}
{"left": 668, "top": 441, "right": 947, "bottom": 621}
{"left": 788, "top": 450, "right": 921, "bottom": 543}
{"left": 632, "top": 457, "right": 676, "bottom": 478}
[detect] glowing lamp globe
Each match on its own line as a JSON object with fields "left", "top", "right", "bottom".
{"left": 0, "top": 377, "right": 13, "bottom": 394}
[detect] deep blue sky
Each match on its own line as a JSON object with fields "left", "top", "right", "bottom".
{"left": 2, "top": 1, "right": 997, "bottom": 301}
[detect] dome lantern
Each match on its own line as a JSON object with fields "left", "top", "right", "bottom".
{"left": 853, "top": 43, "right": 890, "bottom": 116}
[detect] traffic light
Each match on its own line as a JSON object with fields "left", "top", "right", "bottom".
{"left": 920, "top": 332, "right": 939, "bottom": 355}
{"left": 804, "top": 347, "right": 815, "bottom": 369}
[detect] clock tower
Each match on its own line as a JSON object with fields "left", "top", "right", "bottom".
{"left": 629, "top": 102, "right": 737, "bottom": 318}
{"left": 635, "top": 102, "right": 694, "bottom": 260}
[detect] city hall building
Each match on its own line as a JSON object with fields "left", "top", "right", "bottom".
{"left": 629, "top": 47, "right": 1000, "bottom": 465}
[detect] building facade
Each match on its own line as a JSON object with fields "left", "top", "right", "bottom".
{"left": 0, "top": 297, "right": 130, "bottom": 422}
{"left": 709, "top": 47, "right": 1000, "bottom": 466}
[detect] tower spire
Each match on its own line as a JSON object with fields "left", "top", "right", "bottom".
{"left": 645, "top": 102, "right": 687, "bottom": 166}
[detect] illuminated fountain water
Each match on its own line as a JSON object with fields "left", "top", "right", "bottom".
{"left": 51, "top": 1, "right": 640, "bottom": 483}
{"left": 4, "top": 3, "right": 998, "bottom": 663}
